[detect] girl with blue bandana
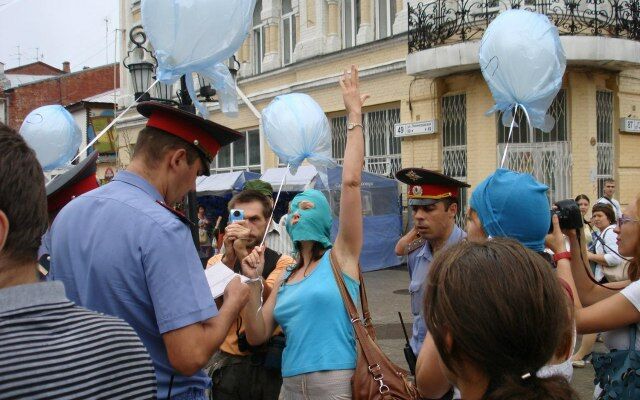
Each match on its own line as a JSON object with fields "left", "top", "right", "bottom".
{"left": 416, "top": 168, "right": 578, "bottom": 400}
{"left": 240, "top": 65, "right": 369, "bottom": 399}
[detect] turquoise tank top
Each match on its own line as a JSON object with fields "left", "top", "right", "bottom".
{"left": 273, "top": 250, "right": 360, "bottom": 377}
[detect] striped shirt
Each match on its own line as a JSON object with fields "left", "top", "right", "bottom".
{"left": 0, "top": 281, "right": 156, "bottom": 400}
{"left": 266, "top": 217, "right": 294, "bottom": 257}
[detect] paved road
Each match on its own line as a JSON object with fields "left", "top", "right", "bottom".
{"left": 362, "top": 266, "right": 597, "bottom": 399}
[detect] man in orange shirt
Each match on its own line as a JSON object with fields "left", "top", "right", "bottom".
{"left": 206, "top": 189, "right": 294, "bottom": 400}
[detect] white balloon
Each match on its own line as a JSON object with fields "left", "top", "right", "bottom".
{"left": 19, "top": 105, "right": 82, "bottom": 172}
{"left": 142, "top": 0, "right": 256, "bottom": 116}
{"left": 262, "top": 93, "right": 335, "bottom": 173}
{"left": 479, "top": 10, "right": 566, "bottom": 132}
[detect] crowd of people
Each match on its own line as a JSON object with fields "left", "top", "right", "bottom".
{"left": 0, "top": 64, "right": 638, "bottom": 400}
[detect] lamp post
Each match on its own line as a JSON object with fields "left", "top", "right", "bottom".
{"left": 123, "top": 24, "right": 240, "bottom": 248}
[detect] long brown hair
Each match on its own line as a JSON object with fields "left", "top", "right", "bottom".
{"left": 424, "top": 239, "right": 577, "bottom": 400}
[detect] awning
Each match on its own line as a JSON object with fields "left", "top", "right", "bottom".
{"left": 260, "top": 165, "right": 321, "bottom": 192}
{"left": 196, "top": 171, "right": 260, "bottom": 196}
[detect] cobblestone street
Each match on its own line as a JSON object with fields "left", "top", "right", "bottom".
{"left": 363, "top": 266, "right": 597, "bottom": 400}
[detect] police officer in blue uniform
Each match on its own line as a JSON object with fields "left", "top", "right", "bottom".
{"left": 39, "top": 151, "right": 99, "bottom": 274}
{"left": 49, "top": 102, "right": 250, "bottom": 400}
{"left": 395, "top": 168, "right": 469, "bottom": 355}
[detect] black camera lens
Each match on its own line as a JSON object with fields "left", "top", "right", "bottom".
{"left": 232, "top": 210, "right": 240, "bottom": 217}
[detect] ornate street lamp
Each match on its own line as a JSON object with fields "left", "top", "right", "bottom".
{"left": 123, "top": 24, "right": 240, "bottom": 108}
{"left": 155, "top": 81, "right": 175, "bottom": 102}
{"left": 122, "top": 27, "right": 156, "bottom": 101}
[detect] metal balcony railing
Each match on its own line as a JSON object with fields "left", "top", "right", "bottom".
{"left": 408, "top": 0, "right": 640, "bottom": 53}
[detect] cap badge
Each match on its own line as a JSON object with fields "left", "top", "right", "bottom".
{"left": 411, "top": 185, "right": 423, "bottom": 196}
{"left": 406, "top": 170, "right": 422, "bottom": 182}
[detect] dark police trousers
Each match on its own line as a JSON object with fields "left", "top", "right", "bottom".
{"left": 208, "top": 351, "right": 282, "bottom": 400}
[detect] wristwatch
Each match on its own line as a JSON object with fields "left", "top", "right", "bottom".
{"left": 347, "top": 122, "right": 363, "bottom": 130}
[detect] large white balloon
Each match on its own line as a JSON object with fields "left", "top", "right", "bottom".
{"left": 141, "top": 0, "right": 256, "bottom": 117}
{"left": 19, "top": 105, "right": 82, "bottom": 172}
{"left": 262, "top": 93, "right": 335, "bottom": 173}
{"left": 479, "top": 10, "right": 566, "bottom": 132}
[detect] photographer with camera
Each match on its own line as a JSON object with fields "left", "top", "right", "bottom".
{"left": 415, "top": 168, "right": 577, "bottom": 400}
{"left": 550, "top": 195, "right": 640, "bottom": 399}
{"left": 206, "top": 189, "right": 294, "bottom": 400}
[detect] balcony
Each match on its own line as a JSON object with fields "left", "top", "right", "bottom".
{"left": 407, "top": 0, "right": 640, "bottom": 76}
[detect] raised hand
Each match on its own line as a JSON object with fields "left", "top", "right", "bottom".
{"left": 339, "top": 64, "right": 370, "bottom": 116}
{"left": 222, "top": 220, "right": 251, "bottom": 265}
{"left": 241, "top": 246, "right": 265, "bottom": 280}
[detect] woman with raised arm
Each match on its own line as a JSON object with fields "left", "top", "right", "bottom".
{"left": 239, "top": 65, "right": 368, "bottom": 399}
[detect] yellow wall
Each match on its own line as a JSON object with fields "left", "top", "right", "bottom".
{"left": 115, "top": 29, "right": 640, "bottom": 206}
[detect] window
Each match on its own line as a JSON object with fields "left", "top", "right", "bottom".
{"left": 497, "top": 89, "right": 572, "bottom": 202}
{"left": 442, "top": 94, "right": 468, "bottom": 226}
{"left": 597, "top": 90, "right": 614, "bottom": 197}
{"left": 375, "top": 0, "right": 396, "bottom": 39}
{"left": 211, "top": 129, "right": 261, "bottom": 173}
{"left": 330, "top": 108, "right": 401, "bottom": 177}
{"left": 343, "top": 0, "right": 361, "bottom": 48}
{"left": 497, "top": 90, "right": 567, "bottom": 144}
{"left": 252, "top": 1, "right": 265, "bottom": 74}
{"left": 282, "top": 0, "right": 297, "bottom": 65}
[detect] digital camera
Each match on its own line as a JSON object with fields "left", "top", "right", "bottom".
{"left": 229, "top": 209, "right": 245, "bottom": 223}
{"left": 549, "top": 199, "right": 583, "bottom": 233}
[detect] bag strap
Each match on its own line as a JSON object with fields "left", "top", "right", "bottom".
{"left": 593, "top": 228, "right": 609, "bottom": 255}
{"left": 329, "top": 251, "right": 376, "bottom": 340}
{"left": 329, "top": 251, "right": 393, "bottom": 378}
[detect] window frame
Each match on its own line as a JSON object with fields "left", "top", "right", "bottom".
{"left": 342, "top": 0, "right": 360, "bottom": 49}
{"left": 281, "top": 6, "right": 297, "bottom": 66}
{"left": 211, "top": 129, "right": 261, "bottom": 174}
{"left": 374, "top": 0, "right": 395, "bottom": 39}
{"left": 329, "top": 107, "right": 401, "bottom": 177}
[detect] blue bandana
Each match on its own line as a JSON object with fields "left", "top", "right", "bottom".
{"left": 470, "top": 168, "right": 550, "bottom": 252}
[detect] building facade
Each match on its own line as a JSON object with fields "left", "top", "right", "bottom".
{"left": 116, "top": 0, "right": 640, "bottom": 207}
{"left": 0, "top": 61, "right": 120, "bottom": 130}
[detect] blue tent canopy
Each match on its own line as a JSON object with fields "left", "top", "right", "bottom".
{"left": 196, "top": 171, "right": 260, "bottom": 197}
{"left": 324, "top": 166, "right": 402, "bottom": 272}
{"left": 261, "top": 166, "right": 402, "bottom": 271}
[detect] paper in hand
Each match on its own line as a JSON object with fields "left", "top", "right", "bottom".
{"left": 205, "top": 261, "right": 249, "bottom": 299}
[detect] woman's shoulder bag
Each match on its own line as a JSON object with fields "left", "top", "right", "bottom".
{"left": 329, "top": 251, "right": 419, "bottom": 400}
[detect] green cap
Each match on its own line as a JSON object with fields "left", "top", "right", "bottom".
{"left": 243, "top": 179, "right": 274, "bottom": 198}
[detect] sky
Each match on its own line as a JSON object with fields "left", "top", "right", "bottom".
{"left": 0, "top": 0, "right": 120, "bottom": 73}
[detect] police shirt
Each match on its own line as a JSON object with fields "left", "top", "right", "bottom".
{"left": 49, "top": 171, "right": 218, "bottom": 399}
{"left": 407, "top": 225, "right": 465, "bottom": 354}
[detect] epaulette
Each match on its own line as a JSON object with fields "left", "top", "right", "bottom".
{"left": 155, "top": 200, "right": 195, "bottom": 226}
{"left": 407, "top": 237, "right": 426, "bottom": 254}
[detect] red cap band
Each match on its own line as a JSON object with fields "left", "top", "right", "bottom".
{"left": 47, "top": 174, "right": 99, "bottom": 213}
{"left": 408, "top": 183, "right": 460, "bottom": 199}
{"left": 146, "top": 112, "right": 221, "bottom": 160}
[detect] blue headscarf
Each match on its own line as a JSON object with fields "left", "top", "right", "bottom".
{"left": 286, "top": 189, "right": 333, "bottom": 250}
{"left": 470, "top": 168, "right": 550, "bottom": 252}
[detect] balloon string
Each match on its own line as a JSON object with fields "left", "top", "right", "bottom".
{"left": 70, "top": 79, "right": 160, "bottom": 164}
{"left": 260, "top": 163, "right": 290, "bottom": 247}
{"left": 500, "top": 104, "right": 518, "bottom": 168}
